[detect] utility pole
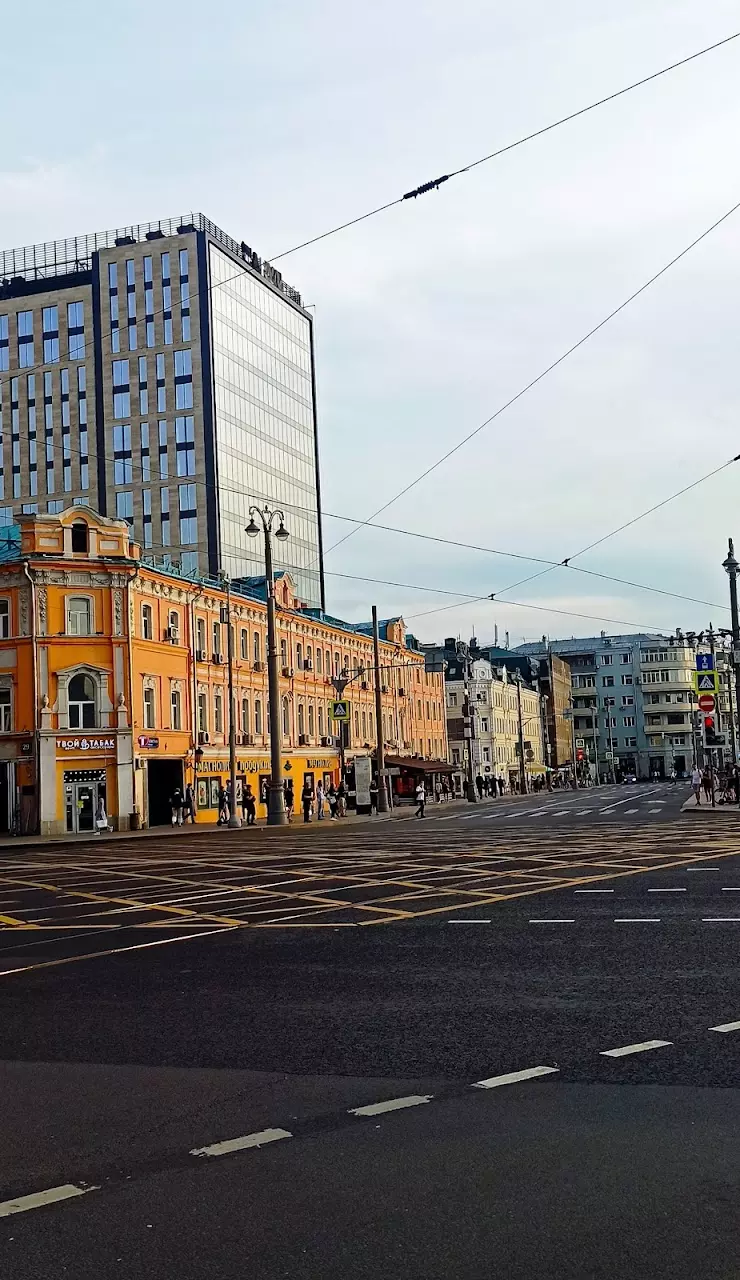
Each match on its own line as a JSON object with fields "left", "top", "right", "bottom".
{"left": 567, "top": 698, "right": 579, "bottom": 789}
{"left": 372, "top": 606, "right": 390, "bottom": 813}
{"left": 591, "top": 703, "right": 599, "bottom": 785}
{"left": 515, "top": 673, "right": 527, "bottom": 795}
{"left": 245, "top": 506, "right": 289, "bottom": 825}
{"left": 722, "top": 539, "right": 740, "bottom": 767}
{"left": 463, "top": 647, "right": 477, "bottom": 802}
{"left": 222, "top": 577, "right": 241, "bottom": 827}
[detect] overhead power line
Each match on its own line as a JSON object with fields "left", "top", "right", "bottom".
{"left": 270, "top": 29, "right": 740, "bottom": 261}
{"left": 323, "top": 193, "right": 740, "bottom": 561}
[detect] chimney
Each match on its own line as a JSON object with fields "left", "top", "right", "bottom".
{"left": 505, "top": 631, "right": 510, "bottom": 649}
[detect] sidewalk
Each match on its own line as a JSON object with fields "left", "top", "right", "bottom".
{"left": 681, "top": 796, "right": 740, "bottom": 815}
{"left": 0, "top": 793, "right": 502, "bottom": 851}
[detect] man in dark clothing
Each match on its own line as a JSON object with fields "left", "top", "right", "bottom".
{"left": 475, "top": 774, "right": 484, "bottom": 799}
{"left": 301, "top": 779, "right": 313, "bottom": 823}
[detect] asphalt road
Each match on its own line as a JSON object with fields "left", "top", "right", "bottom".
{"left": 3, "top": 796, "right": 740, "bottom": 1278}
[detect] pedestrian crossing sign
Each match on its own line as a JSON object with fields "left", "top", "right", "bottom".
{"left": 329, "top": 699, "right": 350, "bottom": 721}
{"left": 693, "top": 671, "right": 718, "bottom": 693}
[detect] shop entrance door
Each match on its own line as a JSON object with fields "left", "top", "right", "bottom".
{"left": 64, "top": 770, "right": 106, "bottom": 833}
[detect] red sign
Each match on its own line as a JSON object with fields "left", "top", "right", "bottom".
{"left": 698, "top": 693, "right": 715, "bottom": 713}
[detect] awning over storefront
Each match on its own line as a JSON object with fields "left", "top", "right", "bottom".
{"left": 383, "top": 754, "right": 455, "bottom": 775}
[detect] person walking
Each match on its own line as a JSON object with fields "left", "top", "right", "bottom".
{"left": 217, "top": 785, "right": 228, "bottom": 825}
{"left": 475, "top": 773, "right": 484, "bottom": 800}
{"left": 244, "top": 783, "right": 256, "bottom": 826}
{"left": 701, "top": 766, "right": 713, "bottom": 804}
{"left": 315, "top": 778, "right": 325, "bottom": 821}
{"left": 415, "top": 780, "right": 426, "bottom": 818}
{"left": 337, "top": 778, "right": 347, "bottom": 818}
{"left": 95, "top": 794, "right": 109, "bottom": 833}
{"left": 327, "top": 783, "right": 338, "bottom": 820}
{"left": 301, "top": 778, "right": 313, "bottom": 824}
{"left": 369, "top": 777, "right": 378, "bottom": 815}
{"left": 497, "top": 773, "right": 505, "bottom": 797}
{"left": 284, "top": 779, "right": 294, "bottom": 823}
{"left": 435, "top": 781, "right": 442, "bottom": 805}
{"left": 170, "top": 786, "right": 184, "bottom": 826}
{"left": 670, "top": 768, "right": 677, "bottom": 785}
{"left": 183, "top": 783, "right": 196, "bottom": 823}
{"left": 690, "top": 765, "right": 702, "bottom": 805}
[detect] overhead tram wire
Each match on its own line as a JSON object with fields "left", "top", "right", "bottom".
{"left": 322, "top": 193, "right": 740, "bottom": 562}
{"left": 269, "top": 29, "right": 740, "bottom": 261}
{"left": 22, "top": 411, "right": 734, "bottom": 616}
{"left": 2, "top": 32, "right": 738, "bottom": 400}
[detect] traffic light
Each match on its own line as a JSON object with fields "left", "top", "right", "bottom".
{"left": 704, "top": 716, "right": 719, "bottom": 747}
{"left": 576, "top": 748, "right": 585, "bottom": 762}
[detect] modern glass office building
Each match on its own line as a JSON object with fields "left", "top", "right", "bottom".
{"left": 0, "top": 213, "right": 324, "bottom": 607}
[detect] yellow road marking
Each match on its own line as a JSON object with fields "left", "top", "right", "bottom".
{"left": 0, "top": 913, "right": 37, "bottom": 928}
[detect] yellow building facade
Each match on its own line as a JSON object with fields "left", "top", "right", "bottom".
{"left": 0, "top": 508, "right": 448, "bottom": 835}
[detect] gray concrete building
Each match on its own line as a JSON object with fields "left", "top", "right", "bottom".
{"left": 514, "top": 632, "right": 698, "bottom": 779}
{"left": 0, "top": 213, "right": 324, "bottom": 607}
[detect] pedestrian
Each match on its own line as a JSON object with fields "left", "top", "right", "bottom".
{"left": 435, "top": 781, "right": 442, "bottom": 805}
{"left": 670, "top": 768, "right": 677, "bottom": 785}
{"left": 337, "top": 778, "right": 347, "bottom": 817}
{"left": 369, "top": 777, "right": 378, "bottom": 815}
{"left": 95, "top": 794, "right": 109, "bottom": 833}
{"left": 415, "top": 780, "right": 426, "bottom": 818}
{"left": 170, "top": 786, "right": 184, "bottom": 826}
{"left": 327, "top": 783, "right": 338, "bottom": 820}
{"left": 244, "top": 783, "right": 256, "bottom": 825}
{"left": 217, "top": 786, "right": 228, "bottom": 825}
{"left": 315, "top": 778, "right": 325, "bottom": 821}
{"left": 301, "top": 778, "right": 313, "bottom": 824}
{"left": 284, "top": 779, "right": 294, "bottom": 822}
{"left": 442, "top": 778, "right": 449, "bottom": 802}
{"left": 702, "top": 767, "right": 713, "bottom": 803}
{"left": 690, "top": 765, "right": 702, "bottom": 805}
{"left": 183, "top": 783, "right": 196, "bottom": 823}
{"left": 475, "top": 773, "right": 484, "bottom": 800}
{"left": 497, "top": 773, "right": 505, "bottom": 797}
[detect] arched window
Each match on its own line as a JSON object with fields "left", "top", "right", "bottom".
{"left": 253, "top": 631, "right": 261, "bottom": 664}
{"left": 296, "top": 642, "right": 303, "bottom": 670}
{"left": 282, "top": 697, "right": 290, "bottom": 737}
{"left": 255, "top": 699, "right": 262, "bottom": 735}
{"left": 297, "top": 702, "right": 305, "bottom": 736}
{"left": 308, "top": 704, "right": 315, "bottom": 738}
{"left": 68, "top": 674, "right": 96, "bottom": 728}
{"left": 316, "top": 648, "right": 323, "bottom": 674}
{"left": 240, "top": 629, "right": 248, "bottom": 660}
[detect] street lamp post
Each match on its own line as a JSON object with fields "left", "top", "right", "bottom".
{"left": 221, "top": 575, "right": 241, "bottom": 828}
{"left": 245, "top": 506, "right": 290, "bottom": 826}
{"left": 722, "top": 538, "right": 740, "bottom": 765}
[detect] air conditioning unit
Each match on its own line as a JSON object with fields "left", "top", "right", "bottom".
{"left": 235, "top": 733, "right": 244, "bottom": 746}
{"left": 243, "top": 733, "right": 255, "bottom": 746}
{"left": 281, "top": 666, "right": 293, "bottom": 678}
{"left": 198, "top": 732, "right": 210, "bottom": 744}
{"left": 298, "top": 734, "right": 310, "bottom": 745}
{"left": 320, "top": 735, "right": 334, "bottom": 747}
{"left": 196, "top": 649, "right": 208, "bottom": 662}
{"left": 165, "top": 627, "right": 178, "bottom": 643}
{"left": 361, "top": 681, "right": 368, "bottom": 690}
{"left": 398, "top": 688, "right": 406, "bottom": 697}
{"left": 212, "top": 652, "right": 223, "bottom": 664}
{"left": 253, "top": 660, "right": 264, "bottom": 672}
{"left": 304, "top": 659, "right": 313, "bottom": 670}
{"left": 381, "top": 685, "right": 388, "bottom": 694}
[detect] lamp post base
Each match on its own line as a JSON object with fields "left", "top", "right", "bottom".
{"left": 267, "top": 782, "right": 289, "bottom": 826}
{"left": 227, "top": 815, "right": 242, "bottom": 828}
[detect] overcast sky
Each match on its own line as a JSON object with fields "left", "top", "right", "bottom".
{"left": 4, "top": 0, "right": 740, "bottom": 645}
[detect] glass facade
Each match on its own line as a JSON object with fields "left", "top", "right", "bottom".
{"left": 208, "top": 244, "right": 322, "bottom": 607}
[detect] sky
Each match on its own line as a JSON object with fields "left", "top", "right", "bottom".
{"left": 3, "top": 0, "right": 740, "bottom": 647}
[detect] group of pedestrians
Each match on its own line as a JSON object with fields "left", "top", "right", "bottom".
{"left": 690, "top": 764, "right": 740, "bottom": 805}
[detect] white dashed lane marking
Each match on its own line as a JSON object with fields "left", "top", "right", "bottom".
{"left": 473, "top": 1066, "right": 559, "bottom": 1089}
{"left": 710, "top": 1020, "right": 740, "bottom": 1033}
{"left": 0, "top": 1183, "right": 98, "bottom": 1218}
{"left": 600, "top": 1039, "right": 672, "bottom": 1058}
{"left": 350, "top": 1095, "right": 433, "bottom": 1117}
{"left": 191, "top": 1128, "right": 292, "bottom": 1158}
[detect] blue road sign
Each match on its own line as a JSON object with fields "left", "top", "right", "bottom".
{"left": 696, "top": 653, "right": 715, "bottom": 671}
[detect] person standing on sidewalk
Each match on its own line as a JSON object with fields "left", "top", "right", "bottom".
{"left": 337, "top": 778, "right": 347, "bottom": 817}
{"left": 244, "top": 784, "right": 256, "bottom": 825}
{"left": 415, "top": 780, "right": 426, "bottom": 818}
{"left": 369, "top": 777, "right": 378, "bottom": 815}
{"left": 315, "top": 778, "right": 325, "bottom": 820}
{"left": 301, "top": 778, "right": 313, "bottom": 824}
{"left": 690, "top": 766, "right": 702, "bottom": 805}
{"left": 170, "top": 786, "right": 184, "bottom": 826}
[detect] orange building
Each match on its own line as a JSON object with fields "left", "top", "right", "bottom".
{"left": 0, "top": 508, "right": 448, "bottom": 835}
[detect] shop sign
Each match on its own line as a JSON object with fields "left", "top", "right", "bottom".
{"left": 58, "top": 737, "right": 115, "bottom": 753}
{"left": 195, "top": 753, "right": 338, "bottom": 775}
{"left": 138, "top": 736, "right": 160, "bottom": 749}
